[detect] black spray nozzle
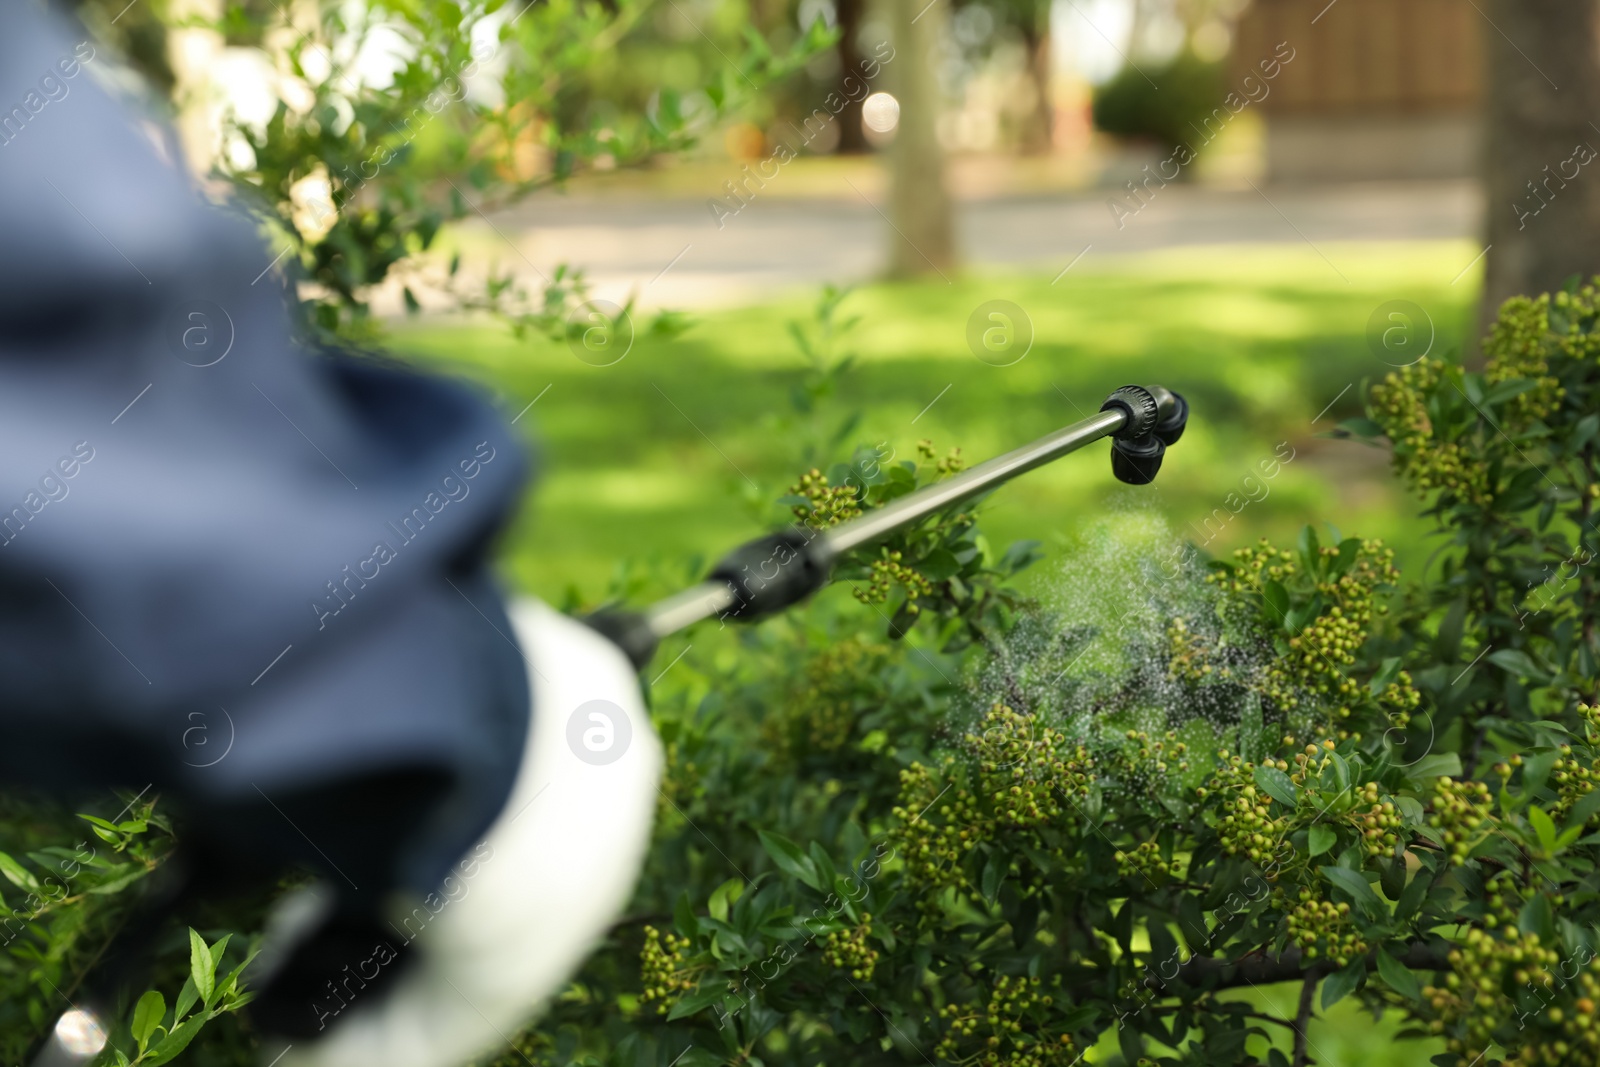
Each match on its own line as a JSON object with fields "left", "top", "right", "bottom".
{"left": 1111, "top": 435, "right": 1164, "bottom": 485}
{"left": 1153, "top": 387, "right": 1189, "bottom": 445}
{"left": 1101, "top": 385, "right": 1187, "bottom": 485}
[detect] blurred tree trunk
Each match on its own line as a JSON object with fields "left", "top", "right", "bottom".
{"left": 885, "top": 0, "right": 957, "bottom": 278}
{"left": 1480, "top": 0, "right": 1600, "bottom": 338}
{"left": 1017, "top": 14, "right": 1054, "bottom": 156}
{"left": 71, "top": 0, "right": 176, "bottom": 96}
{"left": 836, "top": 0, "right": 871, "bottom": 153}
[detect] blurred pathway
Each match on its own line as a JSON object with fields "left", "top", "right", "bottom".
{"left": 466, "top": 179, "right": 1481, "bottom": 309}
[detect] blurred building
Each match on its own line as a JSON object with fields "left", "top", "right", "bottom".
{"left": 1232, "top": 0, "right": 1482, "bottom": 182}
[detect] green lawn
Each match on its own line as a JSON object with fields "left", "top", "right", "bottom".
{"left": 393, "top": 240, "right": 1479, "bottom": 606}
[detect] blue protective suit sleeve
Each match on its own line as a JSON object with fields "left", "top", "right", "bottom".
{"left": 0, "top": 5, "right": 532, "bottom": 898}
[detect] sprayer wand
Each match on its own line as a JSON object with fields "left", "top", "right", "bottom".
{"left": 26, "top": 385, "right": 1185, "bottom": 1067}
{"left": 590, "top": 383, "right": 1189, "bottom": 668}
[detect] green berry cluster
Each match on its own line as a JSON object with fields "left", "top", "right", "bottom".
{"left": 893, "top": 757, "right": 974, "bottom": 908}
{"left": 1210, "top": 540, "right": 1299, "bottom": 599}
{"left": 790, "top": 468, "right": 862, "bottom": 527}
{"left": 639, "top": 926, "right": 699, "bottom": 1015}
{"left": 1480, "top": 869, "right": 1542, "bottom": 930}
{"left": 1208, "top": 538, "right": 1406, "bottom": 735}
{"left": 655, "top": 739, "right": 702, "bottom": 830}
{"left": 1549, "top": 705, "right": 1600, "bottom": 825}
{"left": 916, "top": 439, "right": 966, "bottom": 476}
{"left": 1370, "top": 359, "right": 1440, "bottom": 449}
{"left": 1281, "top": 887, "right": 1366, "bottom": 965}
{"left": 762, "top": 636, "right": 886, "bottom": 760}
{"left": 1353, "top": 781, "right": 1403, "bottom": 858}
{"left": 1166, "top": 616, "right": 1222, "bottom": 683}
{"left": 821, "top": 914, "right": 879, "bottom": 980}
{"left": 1104, "top": 728, "right": 1191, "bottom": 785}
{"left": 934, "top": 974, "right": 1078, "bottom": 1067}
{"left": 1288, "top": 739, "right": 1336, "bottom": 786}
{"left": 1423, "top": 924, "right": 1577, "bottom": 1067}
{"left": 1374, "top": 673, "right": 1420, "bottom": 730}
{"left": 891, "top": 706, "right": 1095, "bottom": 913}
{"left": 1281, "top": 544, "right": 1398, "bottom": 709}
{"left": 1203, "top": 749, "right": 1291, "bottom": 866}
{"left": 1290, "top": 741, "right": 1403, "bottom": 856}
{"left": 1371, "top": 359, "right": 1492, "bottom": 505}
{"left": 855, "top": 549, "right": 934, "bottom": 613}
{"left": 1428, "top": 777, "right": 1495, "bottom": 866}
{"left": 972, "top": 707, "right": 1095, "bottom": 836}
{"left": 1483, "top": 290, "right": 1585, "bottom": 427}
{"left": 1420, "top": 870, "right": 1600, "bottom": 1067}
{"left": 1579, "top": 701, "right": 1600, "bottom": 745}
{"left": 1114, "top": 839, "right": 1181, "bottom": 884}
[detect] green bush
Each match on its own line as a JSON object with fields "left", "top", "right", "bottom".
{"left": 510, "top": 281, "right": 1600, "bottom": 1067}
{"left": 9, "top": 281, "right": 1600, "bottom": 1065}
{"left": 1092, "top": 51, "right": 1225, "bottom": 154}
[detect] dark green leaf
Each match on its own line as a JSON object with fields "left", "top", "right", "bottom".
{"left": 1519, "top": 894, "right": 1555, "bottom": 943}
{"left": 132, "top": 990, "right": 165, "bottom": 1052}
{"left": 173, "top": 975, "right": 199, "bottom": 1023}
{"left": 1321, "top": 958, "right": 1365, "bottom": 1009}
{"left": 666, "top": 984, "right": 729, "bottom": 1022}
{"left": 1320, "top": 866, "right": 1383, "bottom": 915}
{"left": 759, "top": 831, "right": 822, "bottom": 891}
{"left": 143, "top": 1013, "right": 208, "bottom": 1067}
{"left": 1396, "top": 866, "right": 1430, "bottom": 920}
{"left": 0, "top": 852, "right": 38, "bottom": 892}
{"left": 189, "top": 928, "right": 214, "bottom": 1007}
{"left": 1488, "top": 648, "right": 1545, "bottom": 682}
{"left": 918, "top": 549, "right": 961, "bottom": 582}
{"left": 1298, "top": 525, "right": 1321, "bottom": 564}
{"left": 1528, "top": 806, "right": 1559, "bottom": 855}
{"left": 1570, "top": 788, "right": 1600, "bottom": 827}
{"left": 1262, "top": 580, "right": 1289, "bottom": 622}
{"left": 1254, "top": 766, "right": 1297, "bottom": 809}
{"left": 980, "top": 853, "right": 1004, "bottom": 904}
{"left": 1407, "top": 753, "right": 1463, "bottom": 782}
{"left": 1376, "top": 948, "right": 1422, "bottom": 1001}
{"left": 1434, "top": 599, "right": 1466, "bottom": 661}
{"left": 1336, "top": 417, "right": 1383, "bottom": 438}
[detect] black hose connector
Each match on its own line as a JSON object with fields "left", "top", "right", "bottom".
{"left": 585, "top": 530, "right": 835, "bottom": 670}
{"left": 1101, "top": 384, "right": 1188, "bottom": 485}
{"left": 1101, "top": 385, "right": 1160, "bottom": 440}
{"left": 708, "top": 528, "right": 834, "bottom": 621}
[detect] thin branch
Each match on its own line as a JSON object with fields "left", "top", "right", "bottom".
{"left": 1227, "top": 1008, "right": 1301, "bottom": 1033}
{"left": 1292, "top": 973, "right": 1316, "bottom": 1066}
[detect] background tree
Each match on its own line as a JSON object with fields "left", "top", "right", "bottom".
{"left": 885, "top": 0, "right": 957, "bottom": 277}
{"left": 1480, "top": 0, "right": 1600, "bottom": 337}
{"left": 834, "top": 0, "right": 874, "bottom": 152}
